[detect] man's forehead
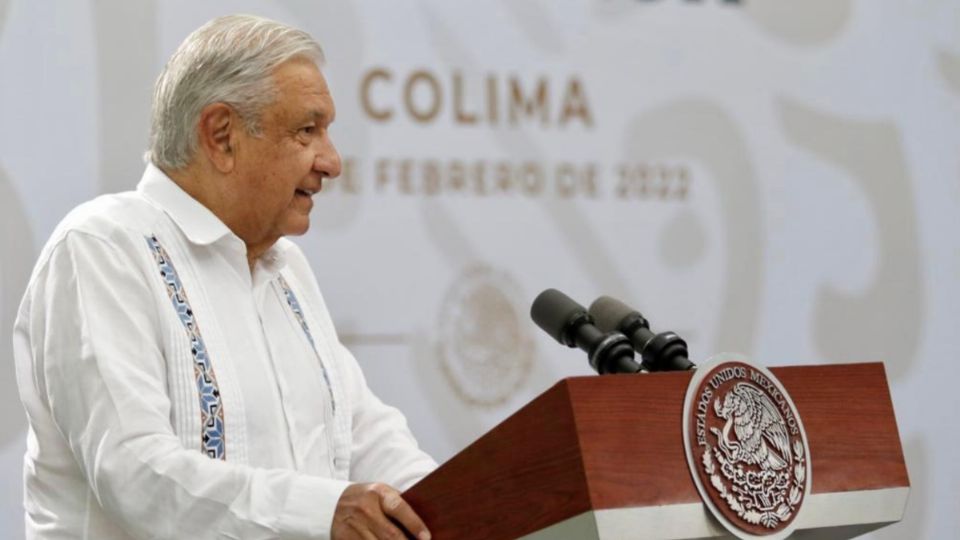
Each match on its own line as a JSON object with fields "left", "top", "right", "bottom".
{"left": 269, "top": 60, "right": 336, "bottom": 118}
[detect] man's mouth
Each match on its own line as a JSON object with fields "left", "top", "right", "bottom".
{"left": 296, "top": 181, "right": 323, "bottom": 198}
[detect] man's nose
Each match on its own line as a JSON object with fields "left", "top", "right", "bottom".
{"left": 315, "top": 138, "right": 342, "bottom": 179}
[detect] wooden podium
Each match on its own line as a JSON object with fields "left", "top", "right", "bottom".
{"left": 404, "top": 363, "right": 909, "bottom": 539}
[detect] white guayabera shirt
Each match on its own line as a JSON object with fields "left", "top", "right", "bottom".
{"left": 12, "top": 163, "right": 436, "bottom": 540}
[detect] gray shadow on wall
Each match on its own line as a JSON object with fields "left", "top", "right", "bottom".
{"left": 936, "top": 50, "right": 960, "bottom": 95}
{"left": 0, "top": 0, "right": 8, "bottom": 33}
{"left": 590, "top": 0, "right": 635, "bottom": 21}
{"left": 93, "top": 0, "right": 158, "bottom": 194}
{"left": 498, "top": 0, "right": 567, "bottom": 56}
{"left": 0, "top": 0, "right": 29, "bottom": 450}
{"left": 742, "top": 0, "right": 853, "bottom": 47}
{"left": 622, "top": 102, "right": 764, "bottom": 356}
{"left": 660, "top": 207, "right": 708, "bottom": 270}
{"left": 779, "top": 99, "right": 922, "bottom": 379}
{"left": 0, "top": 165, "right": 34, "bottom": 445}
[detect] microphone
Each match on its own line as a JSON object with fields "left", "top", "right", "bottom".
{"left": 588, "top": 295, "right": 695, "bottom": 371}
{"left": 530, "top": 289, "right": 642, "bottom": 375}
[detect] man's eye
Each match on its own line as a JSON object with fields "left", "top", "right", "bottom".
{"left": 299, "top": 126, "right": 316, "bottom": 135}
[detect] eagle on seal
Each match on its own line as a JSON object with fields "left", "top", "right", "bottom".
{"left": 712, "top": 382, "right": 792, "bottom": 471}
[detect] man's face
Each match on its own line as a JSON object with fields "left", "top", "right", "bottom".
{"left": 229, "top": 57, "right": 341, "bottom": 247}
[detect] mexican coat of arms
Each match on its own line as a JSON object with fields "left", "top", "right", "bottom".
{"left": 683, "top": 356, "right": 812, "bottom": 539}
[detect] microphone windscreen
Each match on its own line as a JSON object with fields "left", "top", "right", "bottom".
{"left": 588, "top": 295, "right": 635, "bottom": 332}
{"left": 531, "top": 289, "right": 587, "bottom": 344}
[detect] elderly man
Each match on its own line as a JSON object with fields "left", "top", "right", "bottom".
{"left": 13, "top": 14, "right": 435, "bottom": 540}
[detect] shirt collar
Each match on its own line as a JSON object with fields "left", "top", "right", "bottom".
{"left": 137, "top": 162, "right": 234, "bottom": 247}
{"left": 138, "top": 163, "right": 295, "bottom": 274}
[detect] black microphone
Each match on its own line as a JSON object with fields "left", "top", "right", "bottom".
{"left": 530, "top": 289, "right": 642, "bottom": 375}
{"left": 588, "top": 295, "right": 695, "bottom": 371}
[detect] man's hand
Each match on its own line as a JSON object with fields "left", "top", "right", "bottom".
{"left": 331, "top": 483, "right": 431, "bottom": 540}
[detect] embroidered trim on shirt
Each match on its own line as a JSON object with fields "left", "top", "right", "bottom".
{"left": 277, "top": 275, "right": 337, "bottom": 414}
{"left": 144, "top": 235, "right": 226, "bottom": 460}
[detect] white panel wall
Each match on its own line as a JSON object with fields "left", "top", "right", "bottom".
{"left": 1, "top": 1, "right": 957, "bottom": 537}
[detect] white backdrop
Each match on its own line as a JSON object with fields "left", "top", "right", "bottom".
{"left": 1, "top": 1, "right": 958, "bottom": 538}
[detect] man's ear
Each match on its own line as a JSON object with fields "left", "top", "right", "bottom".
{"left": 197, "top": 103, "right": 237, "bottom": 173}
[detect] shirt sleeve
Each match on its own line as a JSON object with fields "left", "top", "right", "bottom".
{"left": 17, "top": 230, "right": 349, "bottom": 540}
{"left": 339, "top": 342, "right": 438, "bottom": 491}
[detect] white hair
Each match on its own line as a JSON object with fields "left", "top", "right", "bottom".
{"left": 148, "top": 14, "right": 325, "bottom": 170}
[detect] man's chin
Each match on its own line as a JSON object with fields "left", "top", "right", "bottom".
{"left": 283, "top": 218, "right": 311, "bottom": 237}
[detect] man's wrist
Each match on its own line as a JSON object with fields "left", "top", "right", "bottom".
{"left": 279, "top": 475, "right": 352, "bottom": 539}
